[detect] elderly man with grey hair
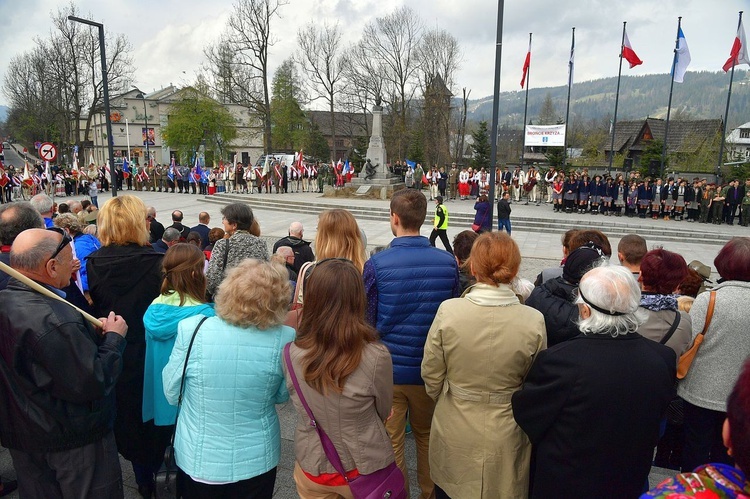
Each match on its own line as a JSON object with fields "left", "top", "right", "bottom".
{"left": 152, "top": 227, "right": 181, "bottom": 254}
{"left": 0, "top": 228, "right": 128, "bottom": 497}
{"left": 512, "top": 264, "right": 676, "bottom": 499}
{"left": 30, "top": 193, "right": 55, "bottom": 228}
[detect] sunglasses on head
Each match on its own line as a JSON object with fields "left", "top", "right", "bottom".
{"left": 46, "top": 227, "right": 72, "bottom": 261}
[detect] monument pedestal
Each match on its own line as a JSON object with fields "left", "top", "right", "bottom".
{"left": 348, "top": 103, "right": 405, "bottom": 198}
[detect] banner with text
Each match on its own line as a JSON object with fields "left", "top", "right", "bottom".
{"left": 524, "top": 124, "right": 566, "bottom": 147}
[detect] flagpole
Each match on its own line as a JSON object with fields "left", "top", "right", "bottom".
{"left": 520, "top": 33, "right": 532, "bottom": 171}
{"left": 661, "top": 17, "right": 682, "bottom": 179}
{"left": 563, "top": 27, "right": 575, "bottom": 169}
{"left": 718, "top": 11, "right": 744, "bottom": 183}
{"left": 488, "top": 0, "right": 504, "bottom": 228}
{"left": 608, "top": 22, "right": 627, "bottom": 175}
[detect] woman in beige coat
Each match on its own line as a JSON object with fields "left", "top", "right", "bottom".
{"left": 422, "top": 232, "right": 546, "bottom": 498}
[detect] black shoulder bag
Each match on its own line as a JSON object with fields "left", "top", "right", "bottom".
{"left": 154, "top": 316, "right": 209, "bottom": 499}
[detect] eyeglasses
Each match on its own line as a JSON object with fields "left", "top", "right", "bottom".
{"left": 46, "top": 227, "right": 72, "bottom": 261}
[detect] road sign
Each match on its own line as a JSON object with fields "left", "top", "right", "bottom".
{"left": 34, "top": 141, "right": 41, "bottom": 150}
{"left": 39, "top": 142, "right": 58, "bottom": 162}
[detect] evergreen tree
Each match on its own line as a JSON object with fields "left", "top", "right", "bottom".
{"left": 471, "top": 121, "right": 491, "bottom": 169}
{"left": 270, "top": 58, "right": 307, "bottom": 151}
{"left": 538, "top": 93, "right": 558, "bottom": 125}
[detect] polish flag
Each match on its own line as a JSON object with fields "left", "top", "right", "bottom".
{"left": 520, "top": 40, "right": 531, "bottom": 88}
{"left": 622, "top": 29, "right": 643, "bottom": 68}
{"left": 723, "top": 19, "right": 750, "bottom": 72}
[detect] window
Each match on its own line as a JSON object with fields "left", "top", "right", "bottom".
{"left": 335, "top": 139, "right": 344, "bottom": 148}
{"left": 740, "top": 129, "right": 750, "bottom": 139}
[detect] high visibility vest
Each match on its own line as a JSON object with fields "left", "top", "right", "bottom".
{"left": 434, "top": 204, "right": 449, "bottom": 229}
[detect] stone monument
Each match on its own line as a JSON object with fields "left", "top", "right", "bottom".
{"left": 351, "top": 97, "right": 403, "bottom": 197}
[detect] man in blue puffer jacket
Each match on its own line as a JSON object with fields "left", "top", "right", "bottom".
{"left": 364, "top": 188, "right": 460, "bottom": 499}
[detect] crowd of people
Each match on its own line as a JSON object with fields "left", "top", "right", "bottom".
{"left": 0, "top": 186, "right": 748, "bottom": 499}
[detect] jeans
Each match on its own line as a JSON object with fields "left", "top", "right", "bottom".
{"left": 497, "top": 218, "right": 511, "bottom": 234}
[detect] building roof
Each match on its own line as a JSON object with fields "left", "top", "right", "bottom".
{"left": 605, "top": 118, "right": 722, "bottom": 155}
{"left": 306, "top": 110, "right": 372, "bottom": 137}
{"left": 727, "top": 121, "right": 750, "bottom": 145}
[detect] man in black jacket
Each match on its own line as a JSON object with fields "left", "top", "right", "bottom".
{"left": 0, "top": 228, "right": 128, "bottom": 497}
{"left": 167, "top": 210, "right": 191, "bottom": 240}
{"left": 497, "top": 191, "right": 512, "bottom": 234}
{"left": 272, "top": 221, "right": 314, "bottom": 273}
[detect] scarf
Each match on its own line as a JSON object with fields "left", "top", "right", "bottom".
{"left": 640, "top": 293, "right": 678, "bottom": 312}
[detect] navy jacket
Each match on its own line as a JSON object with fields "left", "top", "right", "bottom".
{"left": 637, "top": 184, "right": 652, "bottom": 201}
{"left": 364, "top": 236, "right": 459, "bottom": 385}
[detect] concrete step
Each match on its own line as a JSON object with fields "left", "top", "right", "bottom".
{"left": 199, "top": 193, "right": 733, "bottom": 245}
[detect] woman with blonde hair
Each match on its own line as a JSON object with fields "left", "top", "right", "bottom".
{"left": 314, "top": 209, "right": 366, "bottom": 272}
{"left": 86, "top": 195, "right": 167, "bottom": 497}
{"left": 143, "top": 244, "right": 215, "bottom": 430}
{"left": 284, "top": 258, "right": 397, "bottom": 498}
{"left": 163, "top": 259, "right": 294, "bottom": 497}
{"left": 422, "top": 232, "right": 546, "bottom": 498}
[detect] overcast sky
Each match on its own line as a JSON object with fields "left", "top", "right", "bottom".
{"left": 1, "top": 0, "right": 748, "bottom": 108}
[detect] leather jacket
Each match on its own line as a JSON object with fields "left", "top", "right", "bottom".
{"left": 0, "top": 278, "right": 125, "bottom": 452}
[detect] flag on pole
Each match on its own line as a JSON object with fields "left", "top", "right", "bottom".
{"left": 723, "top": 18, "right": 750, "bottom": 72}
{"left": 568, "top": 29, "right": 576, "bottom": 87}
{"left": 44, "top": 161, "right": 51, "bottom": 183}
{"left": 521, "top": 39, "right": 532, "bottom": 88}
{"left": 122, "top": 158, "right": 130, "bottom": 179}
{"left": 673, "top": 27, "right": 691, "bottom": 83}
{"left": 405, "top": 159, "right": 416, "bottom": 169}
{"left": 622, "top": 29, "right": 643, "bottom": 68}
{"left": 262, "top": 154, "right": 270, "bottom": 176}
{"left": 342, "top": 159, "right": 351, "bottom": 174}
{"left": 105, "top": 160, "right": 111, "bottom": 182}
{"left": 22, "top": 162, "right": 33, "bottom": 187}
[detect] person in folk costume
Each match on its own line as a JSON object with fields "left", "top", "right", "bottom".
{"left": 674, "top": 179, "right": 688, "bottom": 221}
{"left": 613, "top": 178, "right": 626, "bottom": 217}
{"left": 562, "top": 172, "right": 578, "bottom": 214}
{"left": 345, "top": 162, "right": 353, "bottom": 184}
{"left": 225, "top": 163, "right": 235, "bottom": 193}
{"left": 309, "top": 162, "right": 318, "bottom": 193}
{"left": 511, "top": 166, "right": 523, "bottom": 202}
{"left": 252, "top": 165, "right": 263, "bottom": 194}
{"left": 448, "top": 163, "right": 459, "bottom": 200}
{"left": 661, "top": 178, "right": 676, "bottom": 220}
{"left": 649, "top": 178, "right": 663, "bottom": 220}
{"left": 685, "top": 178, "right": 702, "bottom": 222}
{"left": 334, "top": 161, "right": 344, "bottom": 189}
{"left": 637, "top": 179, "right": 652, "bottom": 218}
{"left": 551, "top": 173, "right": 564, "bottom": 212}
{"left": 526, "top": 166, "right": 540, "bottom": 205}
{"left": 477, "top": 168, "right": 489, "bottom": 197}
{"left": 288, "top": 162, "right": 298, "bottom": 193}
{"left": 244, "top": 163, "right": 255, "bottom": 193}
{"left": 270, "top": 161, "right": 280, "bottom": 193}
{"left": 468, "top": 167, "right": 479, "bottom": 198}
{"left": 458, "top": 167, "right": 470, "bottom": 200}
{"left": 301, "top": 162, "right": 309, "bottom": 193}
{"left": 544, "top": 167, "right": 557, "bottom": 203}
{"left": 577, "top": 175, "right": 591, "bottom": 214}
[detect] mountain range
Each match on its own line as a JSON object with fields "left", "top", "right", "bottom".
{"left": 465, "top": 70, "right": 750, "bottom": 129}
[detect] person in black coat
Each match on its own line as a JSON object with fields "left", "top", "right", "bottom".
{"left": 86, "top": 195, "right": 170, "bottom": 498}
{"left": 513, "top": 265, "right": 676, "bottom": 499}
{"left": 526, "top": 244, "right": 605, "bottom": 346}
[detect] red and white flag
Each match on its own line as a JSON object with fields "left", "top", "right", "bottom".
{"left": 520, "top": 40, "right": 531, "bottom": 88}
{"left": 723, "top": 18, "right": 750, "bottom": 72}
{"left": 622, "top": 29, "right": 643, "bottom": 68}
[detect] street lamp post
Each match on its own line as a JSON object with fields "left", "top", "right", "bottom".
{"left": 135, "top": 93, "right": 150, "bottom": 168}
{"left": 67, "top": 15, "right": 117, "bottom": 198}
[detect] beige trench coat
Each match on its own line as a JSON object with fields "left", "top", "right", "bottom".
{"left": 422, "top": 284, "right": 546, "bottom": 498}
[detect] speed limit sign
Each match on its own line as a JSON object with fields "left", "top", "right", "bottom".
{"left": 39, "top": 142, "right": 58, "bottom": 162}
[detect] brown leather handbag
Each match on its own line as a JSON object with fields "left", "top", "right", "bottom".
{"left": 677, "top": 290, "right": 716, "bottom": 380}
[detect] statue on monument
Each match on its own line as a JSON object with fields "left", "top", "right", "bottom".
{"left": 375, "top": 94, "right": 382, "bottom": 108}
{"left": 365, "top": 159, "right": 378, "bottom": 180}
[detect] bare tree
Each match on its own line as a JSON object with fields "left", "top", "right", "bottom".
{"left": 296, "top": 22, "right": 345, "bottom": 161}
{"left": 203, "top": 0, "right": 288, "bottom": 155}
{"left": 359, "top": 6, "right": 423, "bottom": 159}
{"left": 415, "top": 28, "right": 462, "bottom": 92}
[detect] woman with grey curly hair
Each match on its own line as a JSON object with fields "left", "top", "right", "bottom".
{"left": 53, "top": 212, "right": 100, "bottom": 297}
{"left": 512, "top": 264, "right": 676, "bottom": 499}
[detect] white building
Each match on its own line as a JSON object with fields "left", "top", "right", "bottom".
{"left": 87, "top": 86, "right": 263, "bottom": 167}
{"left": 726, "top": 121, "right": 750, "bottom": 162}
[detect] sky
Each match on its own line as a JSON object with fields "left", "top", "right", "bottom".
{"left": 0, "top": 0, "right": 749, "bottom": 108}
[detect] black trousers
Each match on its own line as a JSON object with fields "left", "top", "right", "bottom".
{"left": 681, "top": 400, "right": 732, "bottom": 472}
{"left": 429, "top": 228, "right": 453, "bottom": 253}
{"left": 10, "top": 431, "right": 123, "bottom": 499}
{"left": 176, "top": 467, "right": 276, "bottom": 499}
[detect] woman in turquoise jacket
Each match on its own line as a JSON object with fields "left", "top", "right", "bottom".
{"left": 163, "top": 258, "right": 295, "bottom": 498}
{"left": 143, "top": 243, "right": 214, "bottom": 427}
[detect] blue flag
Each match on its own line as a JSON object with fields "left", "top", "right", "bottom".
{"left": 167, "top": 158, "right": 175, "bottom": 182}
{"left": 405, "top": 159, "right": 416, "bottom": 169}
{"left": 122, "top": 158, "right": 130, "bottom": 178}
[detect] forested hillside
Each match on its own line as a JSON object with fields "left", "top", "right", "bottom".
{"left": 467, "top": 70, "right": 750, "bottom": 128}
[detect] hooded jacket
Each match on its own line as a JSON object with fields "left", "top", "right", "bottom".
{"left": 272, "top": 235, "right": 315, "bottom": 273}
{"left": 526, "top": 277, "right": 580, "bottom": 347}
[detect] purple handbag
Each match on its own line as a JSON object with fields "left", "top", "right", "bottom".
{"left": 284, "top": 343, "right": 406, "bottom": 499}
